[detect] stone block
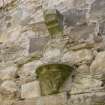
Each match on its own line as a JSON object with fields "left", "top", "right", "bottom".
{"left": 0, "top": 66, "right": 17, "bottom": 80}
{"left": 14, "top": 92, "right": 67, "bottom": 105}
{"left": 89, "top": 0, "right": 105, "bottom": 21}
{"left": 18, "top": 60, "right": 43, "bottom": 84}
{"left": 38, "top": 92, "right": 67, "bottom": 105}
{"left": 63, "top": 9, "right": 86, "bottom": 26}
{"left": 71, "top": 74, "right": 102, "bottom": 94}
{"left": 36, "top": 64, "right": 74, "bottom": 96}
{"left": 99, "top": 21, "right": 105, "bottom": 36}
{"left": 62, "top": 49, "right": 93, "bottom": 65}
{"left": 69, "top": 23, "right": 96, "bottom": 43}
{"left": 0, "top": 34, "right": 8, "bottom": 43}
{"left": 90, "top": 51, "right": 105, "bottom": 79}
{"left": 1, "top": 80, "right": 18, "bottom": 93}
{"left": 14, "top": 99, "right": 37, "bottom": 105}
{"left": 29, "top": 37, "right": 49, "bottom": 53}
{"left": 68, "top": 92, "right": 105, "bottom": 105}
{"left": 21, "top": 81, "right": 41, "bottom": 99}
{"left": 42, "top": 48, "right": 61, "bottom": 63}
{"left": 43, "top": 9, "right": 63, "bottom": 37}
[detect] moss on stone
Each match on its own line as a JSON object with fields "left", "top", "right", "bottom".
{"left": 36, "top": 64, "right": 74, "bottom": 96}
{"left": 43, "top": 9, "right": 63, "bottom": 37}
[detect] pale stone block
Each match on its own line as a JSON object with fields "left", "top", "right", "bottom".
{"left": 62, "top": 49, "right": 93, "bottom": 65}
{"left": 0, "top": 66, "right": 17, "bottom": 80}
{"left": 1, "top": 80, "right": 18, "bottom": 93}
{"left": 21, "top": 81, "right": 41, "bottom": 99}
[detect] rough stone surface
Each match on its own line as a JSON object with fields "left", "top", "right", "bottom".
{"left": 68, "top": 92, "right": 105, "bottom": 105}
{"left": 69, "top": 23, "right": 97, "bottom": 43}
{"left": 62, "top": 49, "right": 93, "bottom": 65}
{"left": 15, "top": 92, "right": 67, "bottom": 105}
{"left": 18, "top": 60, "right": 43, "bottom": 84}
{"left": 90, "top": 51, "right": 105, "bottom": 79}
{"left": 0, "top": 0, "right": 105, "bottom": 105}
{"left": 1, "top": 80, "right": 18, "bottom": 93}
{"left": 21, "top": 81, "right": 41, "bottom": 99}
{"left": 89, "top": 0, "right": 105, "bottom": 21}
{"left": 0, "top": 66, "right": 17, "bottom": 80}
{"left": 42, "top": 48, "right": 61, "bottom": 63}
{"left": 76, "top": 64, "right": 90, "bottom": 74}
{"left": 71, "top": 74, "right": 102, "bottom": 94}
{"left": 63, "top": 9, "right": 86, "bottom": 26}
{"left": 36, "top": 64, "right": 73, "bottom": 96}
{"left": 29, "top": 37, "right": 49, "bottom": 53}
{"left": 43, "top": 9, "right": 63, "bottom": 37}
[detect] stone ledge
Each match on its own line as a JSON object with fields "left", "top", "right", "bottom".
{"left": 14, "top": 91, "right": 105, "bottom": 105}
{"left": 68, "top": 91, "right": 105, "bottom": 105}
{"left": 14, "top": 92, "right": 67, "bottom": 105}
{"left": 14, "top": 52, "right": 42, "bottom": 68}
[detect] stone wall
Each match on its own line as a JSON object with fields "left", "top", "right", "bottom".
{"left": 0, "top": 0, "right": 105, "bottom": 105}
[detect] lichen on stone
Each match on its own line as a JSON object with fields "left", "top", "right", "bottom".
{"left": 43, "top": 9, "right": 63, "bottom": 37}
{"left": 36, "top": 63, "right": 74, "bottom": 96}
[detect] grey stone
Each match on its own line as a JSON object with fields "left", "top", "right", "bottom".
{"left": 69, "top": 23, "right": 96, "bottom": 43}
{"left": 37, "top": 92, "right": 67, "bottom": 105}
{"left": 0, "top": 42, "right": 26, "bottom": 63}
{"left": 42, "top": 48, "right": 61, "bottom": 63}
{"left": 89, "top": 0, "right": 105, "bottom": 21}
{"left": 71, "top": 74, "right": 102, "bottom": 94}
{"left": 90, "top": 51, "right": 105, "bottom": 79}
{"left": 29, "top": 37, "right": 49, "bottom": 53}
{"left": 63, "top": 9, "right": 86, "bottom": 26}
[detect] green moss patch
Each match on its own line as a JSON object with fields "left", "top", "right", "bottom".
{"left": 36, "top": 64, "right": 74, "bottom": 96}
{"left": 43, "top": 9, "right": 63, "bottom": 37}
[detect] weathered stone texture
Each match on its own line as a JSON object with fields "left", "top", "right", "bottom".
{"left": 90, "top": 51, "right": 105, "bottom": 79}
{"left": 15, "top": 92, "right": 67, "bottom": 105}
{"left": 0, "top": 66, "right": 17, "bottom": 80}
{"left": 21, "top": 81, "right": 41, "bottom": 99}
{"left": 43, "top": 9, "right": 63, "bottom": 37}
{"left": 68, "top": 92, "right": 105, "bottom": 105}
{"left": 62, "top": 49, "right": 94, "bottom": 65}
{"left": 18, "top": 60, "right": 43, "bottom": 84}
{"left": 36, "top": 64, "right": 73, "bottom": 96}
{"left": 0, "top": 0, "right": 105, "bottom": 105}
